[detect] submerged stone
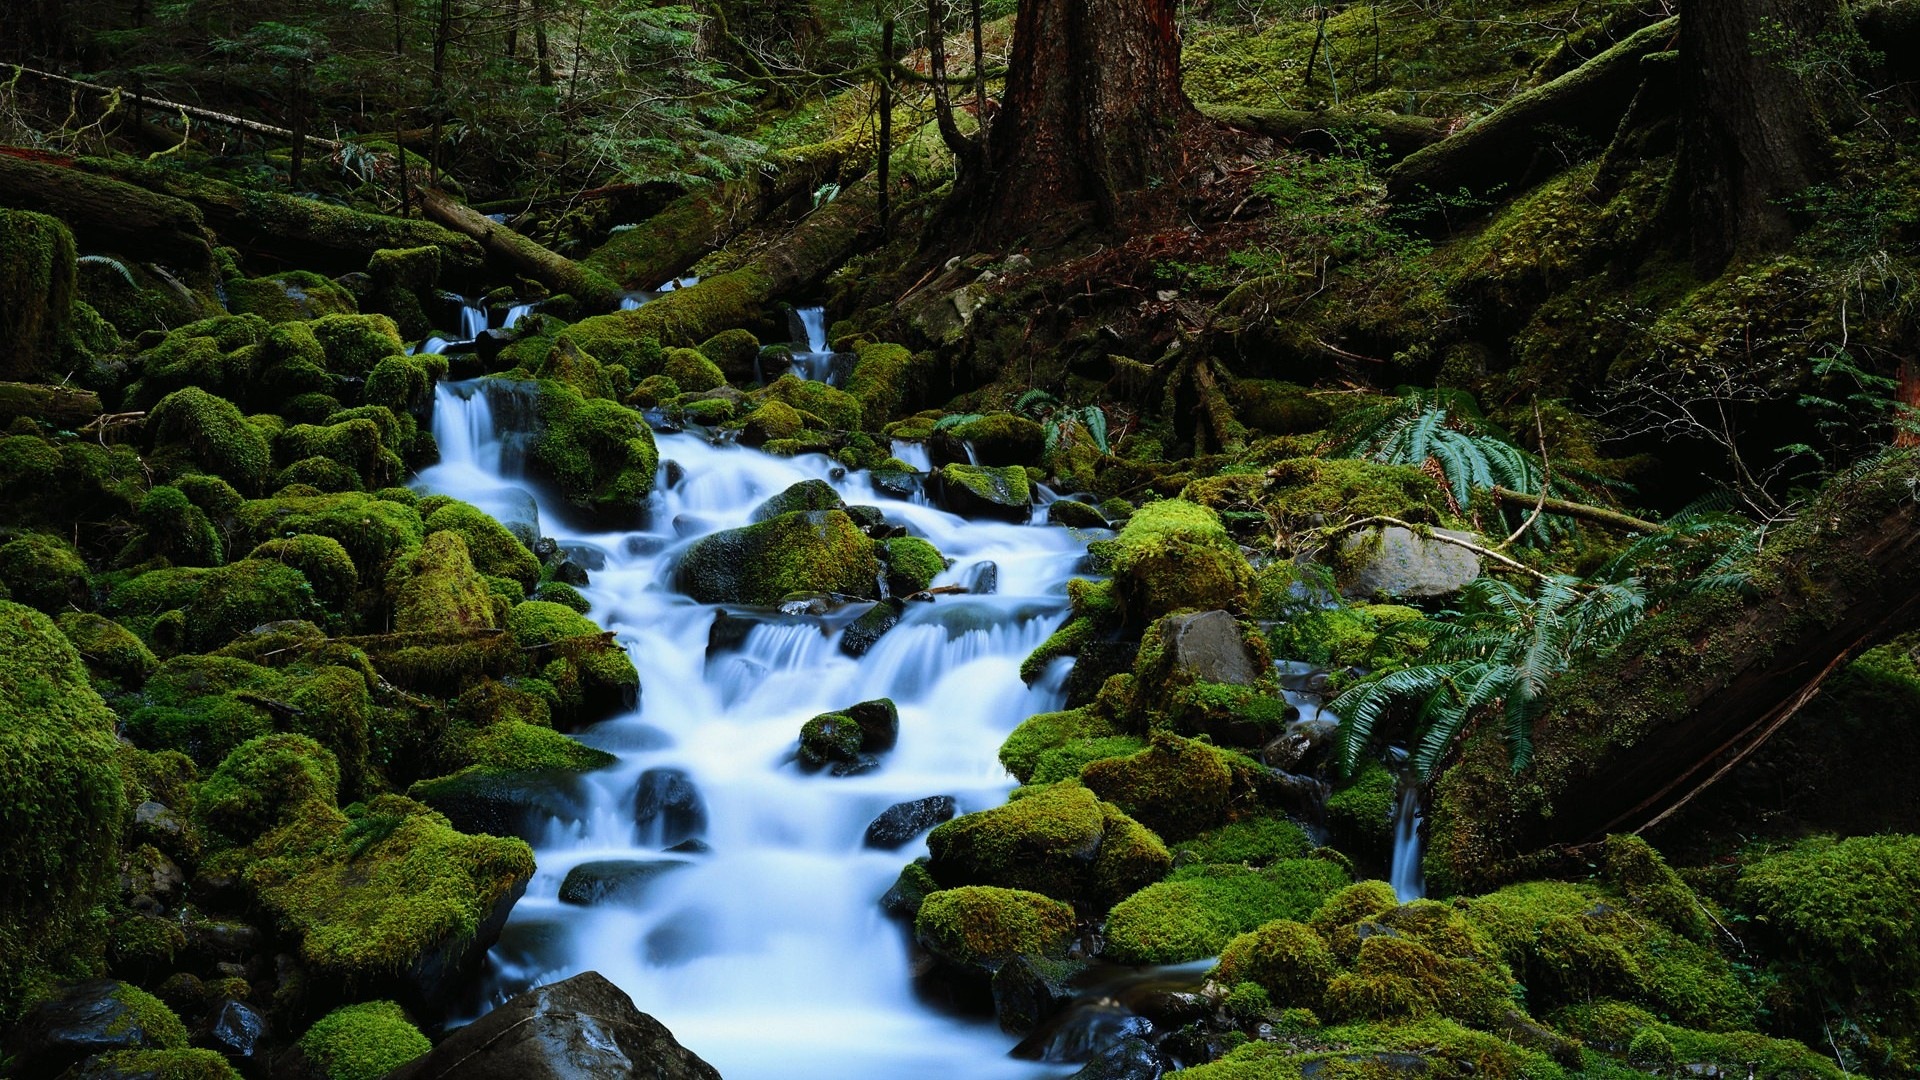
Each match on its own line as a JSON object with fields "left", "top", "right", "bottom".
{"left": 557, "top": 859, "right": 692, "bottom": 906}
{"left": 865, "top": 796, "right": 959, "bottom": 849}
{"left": 633, "top": 768, "right": 707, "bottom": 847}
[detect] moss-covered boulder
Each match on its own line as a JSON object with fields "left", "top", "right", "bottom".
{"left": 1092, "top": 499, "right": 1255, "bottom": 625}
{"left": 244, "top": 795, "right": 535, "bottom": 1010}
{"left": 1324, "top": 762, "right": 1398, "bottom": 862}
{"left": 925, "top": 781, "right": 1170, "bottom": 907}
{"left": 195, "top": 732, "right": 341, "bottom": 846}
{"left": 999, "top": 706, "right": 1121, "bottom": 783}
{"left": 0, "top": 603, "right": 128, "bottom": 1019}
{"left": 55, "top": 612, "right": 158, "bottom": 691}
{"left": 5, "top": 980, "right": 195, "bottom": 1077}
{"left": 235, "top": 491, "right": 425, "bottom": 580}
{"left": 146, "top": 386, "right": 273, "bottom": 492}
{"left": 1079, "top": 732, "right": 1254, "bottom": 842}
{"left": 914, "top": 886, "right": 1075, "bottom": 972}
{"left": 525, "top": 380, "right": 658, "bottom": 529}
{"left": 936, "top": 464, "right": 1033, "bottom": 522}
{"left": 882, "top": 536, "right": 945, "bottom": 596}
{"left": 225, "top": 271, "right": 358, "bottom": 323}
{"left": 760, "top": 374, "right": 863, "bottom": 431}
{"left": 845, "top": 341, "right": 931, "bottom": 424}
{"left": 1105, "top": 858, "right": 1351, "bottom": 965}
{"left": 936, "top": 413, "right": 1046, "bottom": 466}
{"left": 0, "top": 209, "right": 78, "bottom": 381}
{"left": 248, "top": 533, "right": 358, "bottom": 609}
{"left": 297, "top": 1000, "right": 432, "bottom": 1080}
{"left": 698, "top": 328, "right": 762, "bottom": 385}
{"left": 0, "top": 531, "right": 92, "bottom": 614}
{"left": 181, "top": 557, "right": 322, "bottom": 650}
{"left": 1210, "top": 918, "right": 1338, "bottom": 1011}
{"left": 750, "top": 478, "right": 845, "bottom": 522}
{"left": 505, "top": 600, "right": 638, "bottom": 726}
{"left": 390, "top": 532, "right": 495, "bottom": 633}
{"left": 676, "top": 509, "right": 882, "bottom": 605}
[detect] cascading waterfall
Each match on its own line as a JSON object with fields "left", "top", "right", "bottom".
{"left": 790, "top": 305, "right": 838, "bottom": 383}
{"left": 459, "top": 302, "right": 489, "bottom": 340}
{"left": 1389, "top": 783, "right": 1425, "bottom": 902}
{"left": 503, "top": 303, "right": 536, "bottom": 329}
{"left": 415, "top": 379, "right": 1086, "bottom": 1079}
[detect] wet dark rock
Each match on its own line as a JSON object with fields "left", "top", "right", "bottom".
{"left": 1067, "top": 1036, "right": 1163, "bottom": 1080}
{"left": 1047, "top": 499, "right": 1108, "bottom": 529}
{"left": 1263, "top": 718, "right": 1341, "bottom": 773}
{"left": 1061, "top": 640, "right": 1139, "bottom": 708}
{"left": 964, "top": 562, "right": 999, "bottom": 595}
{"left": 414, "top": 769, "right": 593, "bottom": 843}
{"left": 864, "top": 796, "right": 958, "bottom": 849}
{"left": 992, "top": 955, "right": 1085, "bottom": 1036}
{"left": 1160, "top": 610, "right": 1259, "bottom": 686}
{"left": 196, "top": 998, "right": 268, "bottom": 1064}
{"left": 633, "top": 768, "right": 707, "bottom": 847}
{"left": 751, "top": 479, "right": 845, "bottom": 523}
{"left": 799, "top": 698, "right": 899, "bottom": 773}
{"left": 643, "top": 408, "right": 683, "bottom": 434}
{"left": 847, "top": 698, "right": 900, "bottom": 751}
{"left": 532, "top": 536, "right": 560, "bottom": 561}
{"left": 662, "top": 460, "right": 687, "bottom": 488}
{"left": 880, "top": 860, "right": 937, "bottom": 918}
{"left": 871, "top": 469, "right": 923, "bottom": 502}
{"left": 6, "top": 980, "right": 178, "bottom": 1079}
{"left": 552, "top": 559, "right": 591, "bottom": 586}
{"left": 557, "top": 543, "right": 607, "bottom": 571}
{"left": 1013, "top": 1003, "right": 1152, "bottom": 1064}
{"left": 706, "top": 609, "right": 756, "bottom": 656}
{"left": 385, "top": 971, "right": 722, "bottom": 1080}
{"left": 664, "top": 838, "right": 711, "bottom": 854}
{"left": 558, "top": 859, "right": 691, "bottom": 906}
{"left": 830, "top": 753, "right": 882, "bottom": 777}
{"left": 475, "top": 327, "right": 515, "bottom": 361}
{"left": 184, "top": 919, "right": 262, "bottom": 965}
{"left": 839, "top": 599, "right": 904, "bottom": 658}
{"left": 844, "top": 504, "right": 886, "bottom": 529}
{"left": 935, "top": 464, "right": 1032, "bottom": 522}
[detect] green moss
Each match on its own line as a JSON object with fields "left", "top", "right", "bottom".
{"left": 1030, "top": 735, "right": 1149, "bottom": 785}
{"left": 276, "top": 417, "right": 403, "bottom": 491}
{"left": 1096, "top": 499, "right": 1255, "bottom": 624}
{"left": 195, "top": 732, "right": 340, "bottom": 844}
{"left": 1107, "top": 859, "right": 1351, "bottom": 964}
{"left": 1265, "top": 458, "right": 1456, "bottom": 531}
{"left": 742, "top": 398, "right": 806, "bottom": 443}
{"left": 135, "top": 485, "right": 225, "bottom": 568}
{"left": 698, "top": 328, "right": 762, "bottom": 383}
{"left": 246, "top": 794, "right": 534, "bottom": 983}
{"left": 884, "top": 536, "right": 945, "bottom": 595}
{"left": 505, "top": 600, "right": 638, "bottom": 724}
{"left": 761, "top": 374, "right": 864, "bottom": 431}
{"left": 249, "top": 533, "right": 359, "bottom": 609}
{"left": 0, "top": 209, "right": 78, "bottom": 380}
{"left": 939, "top": 463, "right": 1033, "bottom": 518}
{"left": 914, "top": 885, "right": 1076, "bottom": 970}
{"left": 927, "top": 782, "right": 1142, "bottom": 903}
{"left": 147, "top": 386, "right": 273, "bottom": 491}
{"left": 364, "top": 354, "right": 444, "bottom": 415}
{"left": 845, "top": 342, "right": 929, "bottom": 423}
{"left": 225, "top": 271, "right": 358, "bottom": 323}
{"left": 182, "top": 557, "right": 322, "bottom": 650}
{"left": 677, "top": 509, "right": 882, "bottom": 605}
{"left": 1000, "top": 706, "right": 1120, "bottom": 782}
{"left": 1555, "top": 1002, "right": 1848, "bottom": 1080}
{"left": 663, "top": 347, "right": 726, "bottom": 392}
{"left": 1080, "top": 732, "right": 1244, "bottom": 842}
{"left": 56, "top": 611, "right": 157, "bottom": 690}
{"left": 0, "top": 602, "right": 126, "bottom": 1018}
{"left": 528, "top": 380, "right": 659, "bottom": 527}
{"left": 1213, "top": 919, "right": 1338, "bottom": 1011}
{"left": 1325, "top": 763, "right": 1397, "bottom": 860}
{"left": 1176, "top": 816, "right": 1316, "bottom": 867}
{"left": 1460, "top": 879, "right": 1754, "bottom": 1029}
{"left": 0, "top": 531, "right": 91, "bottom": 613}
{"left": 944, "top": 413, "right": 1047, "bottom": 465}
{"left": 235, "top": 491, "right": 425, "bottom": 579}
{"left": 298, "top": 1000, "right": 432, "bottom": 1080}
{"left": 464, "top": 720, "right": 614, "bottom": 773}
{"left": 390, "top": 531, "right": 495, "bottom": 633}
{"left": 799, "top": 711, "right": 865, "bottom": 768}
{"left": 1268, "top": 605, "right": 1426, "bottom": 669}
{"left": 70, "top": 1049, "right": 242, "bottom": 1079}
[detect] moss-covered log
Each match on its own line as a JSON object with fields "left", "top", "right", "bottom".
{"left": 416, "top": 187, "right": 620, "bottom": 309}
{"left": 1386, "top": 17, "right": 1679, "bottom": 203}
{"left": 0, "top": 153, "right": 212, "bottom": 271}
{"left": 1430, "top": 451, "right": 1920, "bottom": 891}
{"left": 0, "top": 382, "right": 102, "bottom": 425}
{"left": 1200, "top": 105, "right": 1447, "bottom": 162}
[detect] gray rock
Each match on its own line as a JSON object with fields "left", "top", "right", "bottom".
{"left": 1337, "top": 525, "right": 1481, "bottom": 600}
{"left": 558, "top": 859, "right": 691, "bottom": 906}
{"left": 384, "top": 971, "right": 721, "bottom": 1080}
{"left": 633, "top": 768, "right": 707, "bottom": 847}
{"left": 1263, "top": 718, "right": 1342, "bottom": 773}
{"left": 197, "top": 998, "right": 268, "bottom": 1063}
{"left": 1046, "top": 500, "right": 1108, "bottom": 529}
{"left": 864, "top": 796, "right": 958, "bottom": 849}
{"left": 1160, "top": 610, "right": 1259, "bottom": 686}
{"left": 871, "top": 469, "right": 923, "bottom": 502}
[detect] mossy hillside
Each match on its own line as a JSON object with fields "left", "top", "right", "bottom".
{"left": 243, "top": 794, "right": 535, "bottom": 990}
{"left": 297, "top": 999, "right": 433, "bottom": 1080}
{"left": 676, "top": 509, "right": 882, "bottom": 605}
{"left": 1105, "top": 858, "right": 1352, "bottom": 964}
{"left": 0, "top": 208, "right": 79, "bottom": 380}
{"left": 0, "top": 601, "right": 128, "bottom": 1020}
{"left": 913, "top": 885, "right": 1076, "bottom": 971}
{"left": 1094, "top": 499, "right": 1255, "bottom": 624}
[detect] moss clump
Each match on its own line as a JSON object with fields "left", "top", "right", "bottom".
{"left": 226, "top": 271, "right": 358, "bottom": 323}
{"left": 1555, "top": 1001, "right": 1849, "bottom": 1080}
{"left": 1095, "top": 499, "right": 1254, "bottom": 624}
{"left": 1175, "top": 816, "right": 1316, "bottom": 867}
{"left": 390, "top": 532, "right": 496, "bottom": 633}
{"left": 1106, "top": 859, "right": 1351, "bottom": 964}
{"left": 663, "top": 347, "right": 726, "bottom": 392}
{"left": 235, "top": 491, "right": 425, "bottom": 579}
{"left": 927, "top": 782, "right": 1170, "bottom": 906}
{"left": 938, "top": 463, "right": 1033, "bottom": 520}
{"left": 146, "top": 386, "right": 273, "bottom": 491}
{"left": 1265, "top": 457, "right": 1456, "bottom": 532}
{"left": 528, "top": 380, "right": 659, "bottom": 528}
{"left": 676, "top": 509, "right": 882, "bottom": 605}
{"left": 761, "top": 374, "right": 864, "bottom": 431}
{"left": 0, "top": 531, "right": 92, "bottom": 614}
{"left": 1460, "top": 878, "right": 1754, "bottom": 1029}
{"left": 884, "top": 535, "right": 945, "bottom": 595}
{"left": 298, "top": 1000, "right": 432, "bottom": 1080}
{"left": 135, "top": 485, "right": 225, "bottom": 568}
{"left": 249, "top": 534, "right": 359, "bottom": 609}
{"left": 751, "top": 479, "right": 845, "bottom": 522}
{"left": 246, "top": 794, "right": 535, "bottom": 985}
{"left": 275, "top": 417, "right": 403, "bottom": 491}
{"left": 799, "top": 711, "right": 865, "bottom": 768}
{"left": 195, "top": 732, "right": 341, "bottom": 845}
{"left": 741, "top": 398, "right": 806, "bottom": 444}
{"left": 1266, "top": 604, "right": 1426, "bottom": 669}
{"left": 1029, "top": 736, "right": 1149, "bottom": 785}
{"left": 1325, "top": 763, "right": 1398, "bottom": 860}
{"left": 698, "top": 328, "right": 762, "bottom": 383}
{"left": 1080, "top": 732, "right": 1244, "bottom": 842}
{"left": 56, "top": 611, "right": 158, "bottom": 690}
{"left": 845, "top": 341, "right": 930, "bottom": 423}
{"left": 1000, "top": 706, "right": 1120, "bottom": 783}
{"left": 182, "top": 557, "right": 322, "bottom": 650}
{"left": 914, "top": 885, "right": 1076, "bottom": 970}
{"left": 942, "top": 413, "right": 1047, "bottom": 466}
{"left": 464, "top": 720, "right": 614, "bottom": 773}
{"left": 0, "top": 602, "right": 127, "bottom": 1018}
{"left": 505, "top": 600, "right": 638, "bottom": 724}
{"left": 1212, "top": 919, "right": 1339, "bottom": 1010}
{"left": 0, "top": 209, "right": 78, "bottom": 380}
{"left": 70, "top": 1049, "right": 243, "bottom": 1079}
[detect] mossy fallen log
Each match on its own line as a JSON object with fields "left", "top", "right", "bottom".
{"left": 0, "top": 152, "right": 212, "bottom": 271}
{"left": 0, "top": 382, "right": 102, "bottom": 425}
{"left": 1430, "top": 451, "right": 1920, "bottom": 891}
{"left": 1386, "top": 16, "right": 1679, "bottom": 203}
{"left": 1200, "top": 105, "right": 1447, "bottom": 162}
{"left": 416, "top": 186, "right": 620, "bottom": 309}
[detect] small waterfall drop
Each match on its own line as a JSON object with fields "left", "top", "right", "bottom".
{"left": 417, "top": 380, "right": 1085, "bottom": 1080}
{"left": 504, "top": 303, "right": 536, "bottom": 329}
{"left": 458, "top": 302, "right": 489, "bottom": 340}
{"left": 1389, "top": 783, "right": 1426, "bottom": 902}
{"left": 790, "top": 305, "right": 839, "bottom": 383}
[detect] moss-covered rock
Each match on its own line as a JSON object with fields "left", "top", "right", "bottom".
{"left": 0, "top": 602, "right": 127, "bottom": 1019}
{"left": 937, "top": 463, "right": 1033, "bottom": 521}
{"left": 297, "top": 1000, "right": 432, "bottom": 1080}
{"left": 926, "top": 781, "right": 1169, "bottom": 906}
{"left": 65, "top": 1048, "right": 243, "bottom": 1080}
{"left": 1325, "top": 763, "right": 1397, "bottom": 862}
{"left": 939, "top": 413, "right": 1047, "bottom": 466}
{"left": 1266, "top": 604, "right": 1427, "bottom": 670}
{"left": 1263, "top": 457, "right": 1456, "bottom": 532}
{"left": 761, "top": 374, "right": 863, "bottom": 431}
{"left": 1106, "top": 859, "right": 1351, "bottom": 964}
{"left": 390, "top": 532, "right": 495, "bottom": 633}
{"left": 526, "top": 380, "right": 658, "bottom": 528}
{"left": 225, "top": 271, "right": 358, "bottom": 323}
{"left": 0, "top": 209, "right": 78, "bottom": 381}
{"left": 195, "top": 732, "right": 340, "bottom": 846}
{"left": 750, "top": 478, "right": 845, "bottom": 522}
{"left": 1094, "top": 500, "right": 1254, "bottom": 624}
{"left": 1000, "top": 706, "right": 1121, "bottom": 783}
{"left": 505, "top": 600, "right": 638, "bottom": 726}
{"left": 698, "top": 328, "right": 762, "bottom": 384}
{"left": 235, "top": 491, "right": 425, "bottom": 580}
{"left": 248, "top": 533, "right": 358, "bottom": 609}
{"left": 276, "top": 417, "right": 404, "bottom": 491}
{"left": 883, "top": 535, "right": 945, "bottom": 595}
{"left": 182, "top": 557, "right": 322, "bottom": 650}
{"left": 146, "top": 386, "right": 273, "bottom": 492}
{"left": 0, "top": 530, "right": 92, "bottom": 614}
{"left": 1080, "top": 732, "right": 1246, "bottom": 842}
{"left": 914, "top": 885, "right": 1076, "bottom": 971}
{"left": 676, "top": 509, "right": 882, "bottom": 605}
{"left": 56, "top": 611, "right": 158, "bottom": 691}
{"left": 663, "top": 347, "right": 726, "bottom": 392}
{"left": 1555, "top": 1000, "right": 1849, "bottom": 1079}
{"left": 845, "top": 341, "right": 931, "bottom": 423}
{"left": 1211, "top": 918, "right": 1339, "bottom": 1011}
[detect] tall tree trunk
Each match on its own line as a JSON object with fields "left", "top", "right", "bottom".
{"left": 533, "top": 0, "right": 554, "bottom": 87}
{"left": 1679, "top": 0, "right": 1832, "bottom": 272}
{"left": 959, "top": 0, "right": 1199, "bottom": 245}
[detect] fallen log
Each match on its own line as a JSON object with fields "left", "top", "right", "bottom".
{"left": 0, "top": 152, "right": 212, "bottom": 271}
{"left": 0, "top": 382, "right": 103, "bottom": 425}
{"left": 416, "top": 186, "right": 621, "bottom": 308}
{"left": 1199, "top": 105, "right": 1447, "bottom": 162}
{"left": 1386, "top": 16, "right": 1678, "bottom": 203}
{"left": 1429, "top": 451, "right": 1920, "bottom": 890}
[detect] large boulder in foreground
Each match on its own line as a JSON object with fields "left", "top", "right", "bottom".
{"left": 385, "top": 971, "right": 721, "bottom": 1080}
{"left": 676, "top": 509, "right": 881, "bottom": 605}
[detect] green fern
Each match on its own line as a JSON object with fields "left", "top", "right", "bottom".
{"left": 931, "top": 413, "right": 985, "bottom": 433}
{"left": 1329, "top": 574, "right": 1646, "bottom": 780}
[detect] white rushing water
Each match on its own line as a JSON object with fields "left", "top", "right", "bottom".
{"left": 416, "top": 379, "right": 1089, "bottom": 1079}
{"left": 1389, "top": 783, "right": 1425, "bottom": 903}
{"left": 790, "top": 305, "right": 838, "bottom": 383}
